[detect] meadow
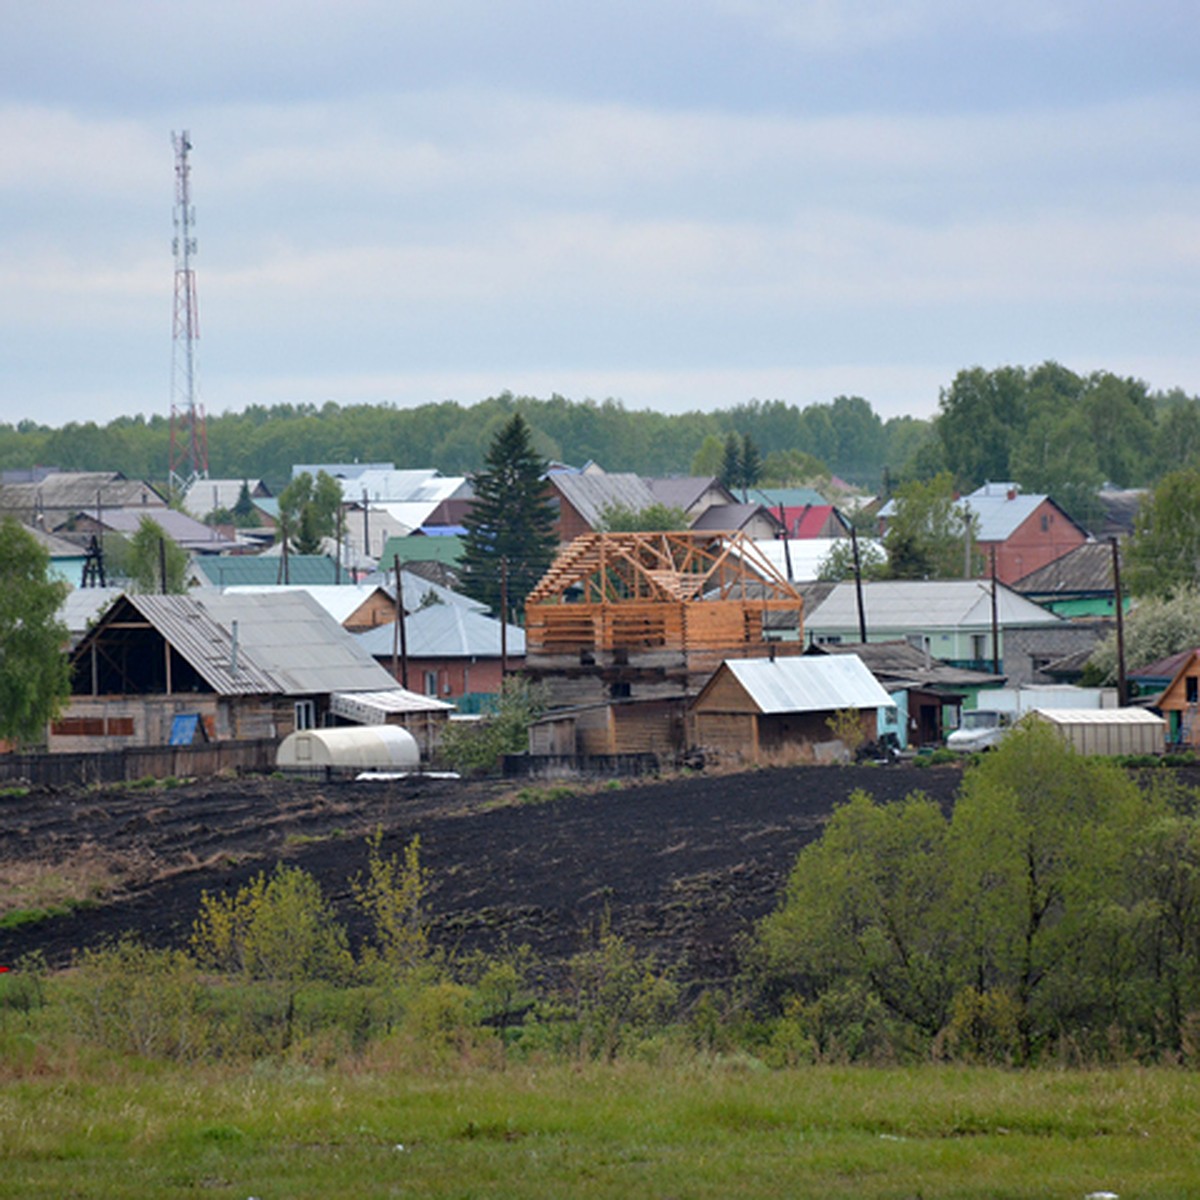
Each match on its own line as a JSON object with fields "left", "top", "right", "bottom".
{"left": 3, "top": 1050, "right": 1196, "bottom": 1199}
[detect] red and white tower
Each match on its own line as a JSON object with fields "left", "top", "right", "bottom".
{"left": 169, "top": 130, "right": 208, "bottom": 493}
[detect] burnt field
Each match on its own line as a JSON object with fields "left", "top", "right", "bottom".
{"left": 2, "top": 763, "right": 966, "bottom": 985}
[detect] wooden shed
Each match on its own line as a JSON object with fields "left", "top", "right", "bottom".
{"left": 690, "top": 653, "right": 893, "bottom": 765}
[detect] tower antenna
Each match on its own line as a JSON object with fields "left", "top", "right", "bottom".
{"left": 168, "top": 130, "right": 208, "bottom": 495}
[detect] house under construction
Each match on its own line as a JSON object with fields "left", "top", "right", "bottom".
{"left": 524, "top": 531, "right": 805, "bottom": 720}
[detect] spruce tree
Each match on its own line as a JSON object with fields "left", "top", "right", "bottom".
{"left": 461, "top": 414, "right": 558, "bottom": 617}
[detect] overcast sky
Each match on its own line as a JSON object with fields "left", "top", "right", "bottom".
{"left": 3, "top": 1, "right": 1198, "bottom": 429}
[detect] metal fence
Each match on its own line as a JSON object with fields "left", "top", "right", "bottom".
{"left": 0, "top": 739, "right": 279, "bottom": 788}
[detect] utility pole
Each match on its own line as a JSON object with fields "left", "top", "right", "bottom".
{"left": 168, "top": 131, "right": 208, "bottom": 496}
{"left": 1111, "top": 537, "right": 1127, "bottom": 705}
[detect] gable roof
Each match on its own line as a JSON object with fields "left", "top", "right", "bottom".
{"left": 1012, "top": 541, "right": 1114, "bottom": 595}
{"left": 689, "top": 503, "right": 782, "bottom": 533}
{"left": 85, "top": 590, "right": 400, "bottom": 696}
{"left": 182, "top": 478, "right": 271, "bottom": 519}
{"left": 643, "top": 476, "right": 732, "bottom": 512}
{"left": 379, "top": 533, "right": 466, "bottom": 569}
{"left": 753, "top": 487, "right": 829, "bottom": 508}
{"left": 550, "top": 472, "right": 658, "bottom": 528}
{"left": 0, "top": 472, "right": 166, "bottom": 519}
{"left": 710, "top": 654, "right": 893, "bottom": 714}
{"left": 67, "top": 506, "right": 235, "bottom": 552}
{"left": 803, "top": 579, "right": 1061, "bottom": 632}
{"left": 219, "top": 583, "right": 396, "bottom": 626}
{"left": 780, "top": 504, "right": 849, "bottom": 538}
{"left": 962, "top": 482, "right": 1089, "bottom": 543}
{"left": 355, "top": 604, "right": 526, "bottom": 658}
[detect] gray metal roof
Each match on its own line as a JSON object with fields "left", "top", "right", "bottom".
{"left": 720, "top": 654, "right": 894, "bottom": 714}
{"left": 70, "top": 506, "right": 235, "bottom": 551}
{"left": 803, "top": 580, "right": 1061, "bottom": 633}
{"left": 0, "top": 473, "right": 166, "bottom": 519}
{"left": 193, "top": 590, "right": 399, "bottom": 695}
{"left": 122, "top": 594, "right": 281, "bottom": 695}
{"left": 551, "top": 472, "right": 658, "bottom": 528}
{"left": 643, "top": 476, "right": 730, "bottom": 513}
{"left": 689, "top": 503, "right": 780, "bottom": 533}
{"left": 355, "top": 604, "right": 525, "bottom": 658}
{"left": 1012, "top": 541, "right": 1114, "bottom": 595}
{"left": 182, "top": 478, "right": 270, "bottom": 519}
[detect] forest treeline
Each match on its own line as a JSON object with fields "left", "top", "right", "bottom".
{"left": 4, "top": 362, "right": 1198, "bottom": 505}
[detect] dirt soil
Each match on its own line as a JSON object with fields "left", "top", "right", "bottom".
{"left": 0, "top": 763, "right": 969, "bottom": 987}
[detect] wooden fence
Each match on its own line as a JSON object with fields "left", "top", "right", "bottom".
{"left": 0, "top": 739, "right": 279, "bottom": 788}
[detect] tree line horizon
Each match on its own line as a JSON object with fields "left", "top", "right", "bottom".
{"left": 1, "top": 361, "right": 1195, "bottom": 520}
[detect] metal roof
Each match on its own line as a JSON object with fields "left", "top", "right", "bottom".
{"left": 329, "top": 689, "right": 453, "bottom": 722}
{"left": 720, "top": 654, "right": 894, "bottom": 714}
{"left": 220, "top": 583, "right": 394, "bottom": 626}
{"left": 1033, "top": 707, "right": 1164, "bottom": 726}
{"left": 193, "top": 590, "right": 399, "bottom": 695}
{"left": 643, "top": 476, "right": 730, "bottom": 513}
{"left": 70, "top": 506, "right": 235, "bottom": 551}
{"left": 1012, "top": 541, "right": 1114, "bottom": 595}
{"left": 689, "top": 504, "right": 780, "bottom": 533}
{"left": 355, "top": 604, "right": 525, "bottom": 658}
{"left": 191, "top": 554, "right": 339, "bottom": 587}
{"left": 181, "top": 478, "right": 270, "bottom": 519}
{"left": 0, "top": 472, "right": 166, "bottom": 517}
{"left": 803, "top": 580, "right": 1061, "bottom": 633}
{"left": 551, "top": 472, "right": 658, "bottom": 528}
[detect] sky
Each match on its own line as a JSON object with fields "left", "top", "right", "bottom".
{"left": 2, "top": 1, "right": 1198, "bottom": 430}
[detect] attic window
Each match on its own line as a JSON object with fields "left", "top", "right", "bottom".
{"left": 1188, "top": 677, "right": 1198, "bottom": 704}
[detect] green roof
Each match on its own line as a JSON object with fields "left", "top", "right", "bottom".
{"left": 193, "top": 554, "right": 340, "bottom": 586}
{"left": 379, "top": 534, "right": 466, "bottom": 568}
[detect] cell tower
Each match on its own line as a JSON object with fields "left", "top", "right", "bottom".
{"left": 168, "top": 130, "right": 208, "bottom": 494}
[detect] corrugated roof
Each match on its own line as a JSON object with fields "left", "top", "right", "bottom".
{"left": 1034, "top": 708, "right": 1164, "bottom": 726}
{"left": 810, "top": 639, "right": 1002, "bottom": 688}
{"left": 61, "top": 586, "right": 123, "bottom": 635}
{"left": 380, "top": 534, "right": 466, "bottom": 568}
{"left": 220, "top": 583, "right": 394, "bottom": 626}
{"left": 1012, "top": 541, "right": 1114, "bottom": 594}
{"left": 191, "top": 554, "right": 339, "bottom": 587}
{"left": 552, "top": 472, "right": 658, "bottom": 528}
{"left": 0, "top": 473, "right": 166, "bottom": 518}
{"left": 193, "top": 590, "right": 398, "bottom": 695}
{"left": 803, "top": 580, "right": 1060, "bottom": 633}
{"left": 122, "top": 594, "right": 281, "bottom": 694}
{"left": 329, "top": 690, "right": 453, "bottom": 722}
{"left": 753, "top": 487, "right": 828, "bottom": 507}
{"left": 354, "top": 604, "right": 525, "bottom": 658}
{"left": 721, "top": 654, "right": 894, "bottom": 714}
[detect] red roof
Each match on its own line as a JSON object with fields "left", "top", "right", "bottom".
{"left": 778, "top": 504, "right": 841, "bottom": 539}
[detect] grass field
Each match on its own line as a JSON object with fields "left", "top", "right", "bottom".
{"left": 2, "top": 1051, "right": 1197, "bottom": 1199}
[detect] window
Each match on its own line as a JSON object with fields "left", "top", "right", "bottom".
{"left": 425, "top": 671, "right": 439, "bottom": 697}
{"left": 294, "top": 700, "right": 316, "bottom": 731}
{"left": 1187, "top": 677, "right": 1198, "bottom": 704}
{"left": 971, "top": 634, "right": 987, "bottom": 660}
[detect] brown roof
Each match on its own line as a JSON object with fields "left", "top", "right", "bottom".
{"left": 807, "top": 639, "right": 1004, "bottom": 689}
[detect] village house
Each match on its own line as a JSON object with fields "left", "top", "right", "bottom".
{"left": 1148, "top": 649, "right": 1200, "bottom": 749}
{"left": 355, "top": 604, "right": 525, "bottom": 709}
{"left": 54, "top": 590, "right": 452, "bottom": 757}
{"left": 801, "top": 578, "right": 1063, "bottom": 677}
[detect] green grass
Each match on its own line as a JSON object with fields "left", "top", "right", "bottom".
{"left": 1, "top": 1055, "right": 1198, "bottom": 1198}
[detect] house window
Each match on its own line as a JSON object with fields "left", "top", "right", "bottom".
{"left": 1187, "top": 677, "right": 1199, "bottom": 704}
{"left": 610, "top": 681, "right": 631, "bottom": 699}
{"left": 294, "top": 700, "right": 316, "bottom": 731}
{"left": 425, "top": 671, "right": 439, "bottom": 697}
{"left": 1041, "top": 514, "right": 1050, "bottom": 532}
{"left": 971, "top": 634, "right": 987, "bottom": 660}
{"left": 816, "top": 635, "right": 842, "bottom": 645}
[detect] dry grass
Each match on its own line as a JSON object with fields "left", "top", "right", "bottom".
{"left": 0, "top": 844, "right": 131, "bottom": 917}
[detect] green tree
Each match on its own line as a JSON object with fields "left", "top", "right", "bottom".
{"left": 0, "top": 519, "right": 70, "bottom": 746}
{"left": 437, "top": 675, "right": 547, "bottom": 774}
{"left": 277, "top": 470, "right": 342, "bottom": 555}
{"left": 231, "top": 480, "right": 259, "bottom": 527}
{"left": 755, "top": 789, "right": 954, "bottom": 1041}
{"left": 882, "top": 471, "right": 976, "bottom": 580}
{"left": 690, "top": 433, "right": 726, "bottom": 476}
{"left": 1084, "top": 587, "right": 1200, "bottom": 685}
{"left": 110, "top": 517, "right": 189, "bottom": 594}
{"left": 597, "top": 501, "right": 690, "bottom": 532}
{"left": 460, "top": 414, "right": 558, "bottom": 616}
{"left": 1124, "top": 468, "right": 1200, "bottom": 599}
{"left": 936, "top": 366, "right": 1028, "bottom": 488}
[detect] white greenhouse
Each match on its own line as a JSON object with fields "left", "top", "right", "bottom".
{"left": 276, "top": 725, "right": 420, "bottom": 773}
